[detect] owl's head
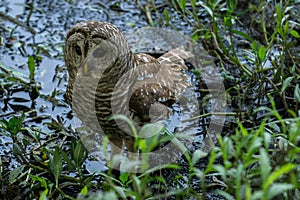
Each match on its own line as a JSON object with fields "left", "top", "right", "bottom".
{"left": 64, "top": 21, "right": 131, "bottom": 80}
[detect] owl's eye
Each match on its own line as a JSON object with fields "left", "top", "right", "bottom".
{"left": 93, "top": 47, "right": 106, "bottom": 58}
{"left": 74, "top": 45, "right": 82, "bottom": 56}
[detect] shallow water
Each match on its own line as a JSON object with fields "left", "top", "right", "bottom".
{"left": 0, "top": 0, "right": 228, "bottom": 176}
{"left": 1, "top": 0, "right": 147, "bottom": 130}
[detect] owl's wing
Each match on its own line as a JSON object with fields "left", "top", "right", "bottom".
{"left": 129, "top": 47, "right": 193, "bottom": 122}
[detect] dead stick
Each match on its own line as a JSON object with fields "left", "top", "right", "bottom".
{"left": 0, "top": 11, "right": 36, "bottom": 34}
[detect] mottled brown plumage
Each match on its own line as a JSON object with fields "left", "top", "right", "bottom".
{"left": 64, "top": 20, "right": 192, "bottom": 156}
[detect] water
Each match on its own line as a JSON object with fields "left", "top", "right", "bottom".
{"left": 0, "top": 0, "right": 145, "bottom": 124}
{"left": 0, "top": 0, "right": 227, "bottom": 174}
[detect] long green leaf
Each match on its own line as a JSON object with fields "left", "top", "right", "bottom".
{"left": 265, "top": 163, "right": 296, "bottom": 189}
{"left": 290, "top": 29, "right": 300, "bottom": 38}
{"left": 232, "top": 29, "right": 253, "bottom": 42}
{"left": 9, "top": 165, "right": 24, "bottom": 184}
{"left": 260, "top": 148, "right": 270, "bottom": 189}
{"left": 0, "top": 63, "right": 28, "bottom": 83}
{"left": 179, "top": 0, "right": 186, "bottom": 11}
{"left": 294, "top": 84, "right": 300, "bottom": 103}
{"left": 109, "top": 114, "right": 138, "bottom": 138}
{"left": 74, "top": 142, "right": 83, "bottom": 165}
{"left": 28, "top": 56, "right": 35, "bottom": 82}
{"left": 281, "top": 77, "right": 293, "bottom": 93}
{"left": 29, "top": 174, "right": 47, "bottom": 188}
{"left": 50, "top": 146, "right": 62, "bottom": 188}
{"left": 191, "top": 149, "right": 208, "bottom": 166}
{"left": 258, "top": 45, "right": 266, "bottom": 62}
{"left": 267, "top": 183, "right": 294, "bottom": 199}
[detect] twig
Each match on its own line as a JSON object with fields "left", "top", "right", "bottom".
{"left": 0, "top": 11, "right": 36, "bottom": 34}
{"left": 182, "top": 112, "right": 237, "bottom": 122}
{"left": 144, "top": 2, "right": 154, "bottom": 25}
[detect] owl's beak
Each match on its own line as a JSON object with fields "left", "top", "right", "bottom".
{"left": 83, "top": 63, "right": 89, "bottom": 75}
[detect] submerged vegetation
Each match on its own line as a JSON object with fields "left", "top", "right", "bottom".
{"left": 0, "top": 0, "right": 299, "bottom": 199}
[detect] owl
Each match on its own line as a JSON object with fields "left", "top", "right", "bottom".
{"left": 64, "top": 20, "right": 193, "bottom": 167}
